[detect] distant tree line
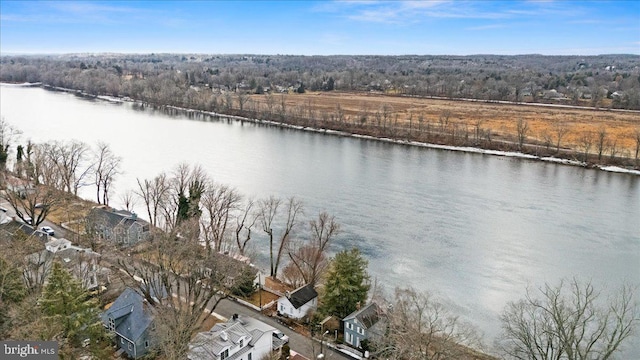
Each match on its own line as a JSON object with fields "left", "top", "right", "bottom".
{"left": 1, "top": 54, "right": 639, "bottom": 109}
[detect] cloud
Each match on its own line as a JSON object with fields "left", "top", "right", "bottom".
{"left": 327, "top": 0, "right": 586, "bottom": 24}
{"left": 1, "top": 1, "right": 165, "bottom": 25}
{"left": 466, "top": 24, "right": 508, "bottom": 31}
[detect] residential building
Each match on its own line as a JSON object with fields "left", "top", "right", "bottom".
{"left": 101, "top": 288, "right": 155, "bottom": 359}
{"left": 188, "top": 314, "right": 275, "bottom": 360}
{"left": 87, "top": 206, "right": 150, "bottom": 246}
{"left": 343, "top": 303, "right": 385, "bottom": 349}
{"left": 24, "top": 238, "right": 103, "bottom": 290}
{"left": 277, "top": 284, "right": 318, "bottom": 320}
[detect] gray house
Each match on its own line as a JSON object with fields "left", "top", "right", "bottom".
{"left": 87, "top": 207, "right": 150, "bottom": 246}
{"left": 101, "top": 287, "right": 155, "bottom": 359}
{"left": 343, "top": 303, "right": 385, "bottom": 349}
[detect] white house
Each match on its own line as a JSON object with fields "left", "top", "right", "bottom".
{"left": 277, "top": 284, "right": 318, "bottom": 320}
{"left": 188, "top": 314, "right": 275, "bottom": 360}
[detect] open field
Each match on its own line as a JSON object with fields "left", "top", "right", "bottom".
{"left": 249, "top": 92, "right": 640, "bottom": 157}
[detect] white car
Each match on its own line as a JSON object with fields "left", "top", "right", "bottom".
{"left": 272, "top": 330, "right": 289, "bottom": 345}
{"left": 41, "top": 226, "right": 55, "bottom": 236}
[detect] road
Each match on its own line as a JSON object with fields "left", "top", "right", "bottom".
{"left": 0, "top": 198, "right": 67, "bottom": 239}
{"left": 213, "top": 298, "right": 351, "bottom": 360}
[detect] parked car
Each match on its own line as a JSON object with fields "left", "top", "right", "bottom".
{"left": 41, "top": 226, "right": 54, "bottom": 236}
{"left": 272, "top": 330, "right": 289, "bottom": 345}
{"left": 0, "top": 207, "right": 7, "bottom": 212}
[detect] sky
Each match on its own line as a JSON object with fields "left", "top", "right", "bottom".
{"left": 0, "top": 0, "right": 638, "bottom": 56}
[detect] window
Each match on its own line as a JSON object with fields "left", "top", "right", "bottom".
{"left": 108, "top": 317, "right": 115, "bottom": 332}
{"left": 248, "top": 353, "right": 252, "bottom": 360}
{"left": 128, "top": 342, "right": 132, "bottom": 351}
{"left": 357, "top": 327, "right": 365, "bottom": 335}
{"left": 239, "top": 339, "right": 243, "bottom": 348}
{"left": 346, "top": 333, "right": 352, "bottom": 345}
{"left": 221, "top": 349, "right": 229, "bottom": 360}
{"left": 121, "top": 338, "right": 124, "bottom": 344}
{"left": 347, "top": 322, "right": 353, "bottom": 330}
{"left": 145, "top": 340, "right": 149, "bottom": 348}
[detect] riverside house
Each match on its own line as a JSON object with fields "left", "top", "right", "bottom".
{"left": 277, "top": 284, "right": 318, "bottom": 320}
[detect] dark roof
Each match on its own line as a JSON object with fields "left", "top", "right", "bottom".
{"left": 287, "top": 284, "right": 318, "bottom": 309}
{"left": 101, "top": 287, "right": 154, "bottom": 342}
{"left": 88, "top": 207, "right": 149, "bottom": 230}
{"left": 0, "top": 220, "right": 48, "bottom": 241}
{"left": 343, "top": 303, "right": 381, "bottom": 330}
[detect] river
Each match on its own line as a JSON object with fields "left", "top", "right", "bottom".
{"left": 2, "top": 85, "right": 639, "bottom": 355}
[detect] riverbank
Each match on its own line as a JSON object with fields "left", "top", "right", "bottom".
{"left": 4, "top": 82, "right": 639, "bottom": 176}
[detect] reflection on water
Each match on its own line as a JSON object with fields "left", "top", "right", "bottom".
{"left": 2, "top": 85, "right": 639, "bottom": 355}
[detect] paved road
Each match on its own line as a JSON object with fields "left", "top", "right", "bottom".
{"left": 0, "top": 199, "right": 67, "bottom": 239}
{"left": 213, "top": 298, "right": 351, "bottom": 360}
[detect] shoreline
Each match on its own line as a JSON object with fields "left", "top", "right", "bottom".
{"left": 4, "top": 82, "right": 639, "bottom": 176}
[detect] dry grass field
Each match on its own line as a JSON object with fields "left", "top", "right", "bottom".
{"left": 249, "top": 92, "right": 640, "bottom": 157}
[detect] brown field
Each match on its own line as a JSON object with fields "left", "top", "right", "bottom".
{"left": 249, "top": 92, "right": 640, "bottom": 156}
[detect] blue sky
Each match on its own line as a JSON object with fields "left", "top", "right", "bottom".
{"left": 1, "top": 0, "right": 638, "bottom": 55}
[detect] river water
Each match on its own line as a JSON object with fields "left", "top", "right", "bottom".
{"left": 2, "top": 85, "right": 639, "bottom": 355}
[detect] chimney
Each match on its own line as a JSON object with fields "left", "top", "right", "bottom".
{"left": 220, "top": 331, "right": 228, "bottom": 341}
{"left": 131, "top": 212, "right": 137, "bottom": 220}
{"left": 285, "top": 291, "right": 291, "bottom": 299}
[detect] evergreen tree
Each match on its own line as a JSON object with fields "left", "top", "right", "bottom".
{"left": 39, "top": 262, "right": 110, "bottom": 354}
{"left": 321, "top": 248, "right": 370, "bottom": 319}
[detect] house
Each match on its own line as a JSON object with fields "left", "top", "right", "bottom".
{"left": 87, "top": 207, "right": 150, "bottom": 246}
{"left": 5, "top": 176, "right": 33, "bottom": 198}
{"left": 0, "top": 219, "right": 48, "bottom": 241}
{"left": 343, "top": 303, "right": 386, "bottom": 349}
{"left": 198, "top": 252, "right": 264, "bottom": 299}
{"left": 24, "top": 238, "right": 103, "bottom": 290}
{"left": 277, "top": 284, "right": 318, "bottom": 320}
{"left": 188, "top": 314, "right": 275, "bottom": 360}
{"left": 101, "top": 288, "right": 155, "bottom": 359}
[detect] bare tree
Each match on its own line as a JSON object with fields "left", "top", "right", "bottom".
{"left": 1, "top": 183, "right": 58, "bottom": 227}
{"left": 234, "top": 198, "right": 259, "bottom": 256}
{"left": 596, "top": 126, "right": 608, "bottom": 162}
{"left": 634, "top": 128, "right": 640, "bottom": 164}
{"left": 375, "top": 287, "right": 482, "bottom": 359}
{"left": 53, "top": 140, "right": 91, "bottom": 195}
{"left": 119, "top": 190, "right": 136, "bottom": 212}
{"left": 30, "top": 143, "right": 62, "bottom": 188}
{"left": 287, "top": 212, "right": 340, "bottom": 286}
{"left": 516, "top": 118, "right": 529, "bottom": 150}
{"left": 200, "top": 182, "right": 241, "bottom": 253}
{"left": 0, "top": 117, "right": 21, "bottom": 185}
{"left": 236, "top": 93, "right": 249, "bottom": 112}
{"left": 258, "top": 196, "right": 280, "bottom": 277}
{"left": 258, "top": 196, "right": 304, "bottom": 279}
{"left": 553, "top": 121, "right": 569, "bottom": 154}
{"left": 136, "top": 173, "right": 170, "bottom": 228}
{"left": 93, "top": 142, "right": 121, "bottom": 205}
{"left": 273, "top": 197, "right": 303, "bottom": 279}
{"left": 498, "top": 279, "right": 637, "bottom": 360}
{"left": 578, "top": 131, "right": 594, "bottom": 163}
{"left": 438, "top": 110, "right": 451, "bottom": 132}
